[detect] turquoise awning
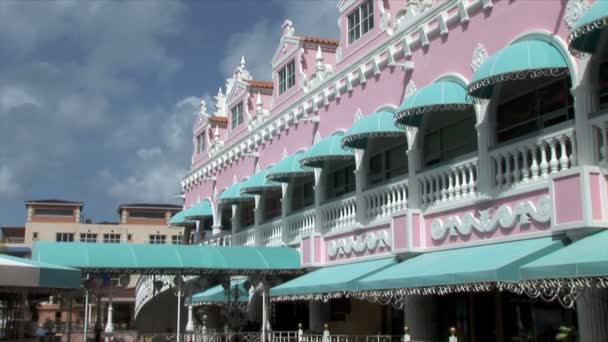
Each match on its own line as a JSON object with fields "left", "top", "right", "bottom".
{"left": 0, "top": 254, "right": 81, "bottom": 290}
{"left": 184, "top": 200, "right": 213, "bottom": 219}
{"left": 521, "top": 230, "right": 608, "bottom": 280}
{"left": 358, "top": 237, "right": 564, "bottom": 291}
{"left": 468, "top": 39, "right": 569, "bottom": 99}
{"left": 271, "top": 257, "right": 396, "bottom": 299}
{"left": 341, "top": 111, "right": 405, "bottom": 149}
{"left": 218, "top": 182, "right": 254, "bottom": 205}
{"left": 189, "top": 279, "right": 250, "bottom": 306}
{"left": 169, "top": 210, "right": 195, "bottom": 227}
{"left": 300, "top": 132, "right": 354, "bottom": 168}
{"left": 32, "top": 242, "right": 301, "bottom": 275}
{"left": 240, "top": 169, "right": 281, "bottom": 195}
{"left": 569, "top": 0, "right": 608, "bottom": 54}
{"left": 266, "top": 152, "right": 313, "bottom": 183}
{"left": 395, "top": 80, "right": 473, "bottom": 127}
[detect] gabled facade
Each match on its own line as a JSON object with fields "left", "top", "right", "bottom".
{"left": 176, "top": 1, "right": 608, "bottom": 340}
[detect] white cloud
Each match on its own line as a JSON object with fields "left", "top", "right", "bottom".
{"left": 99, "top": 96, "right": 200, "bottom": 202}
{"left": 0, "top": 166, "right": 19, "bottom": 198}
{"left": 0, "top": 86, "right": 40, "bottom": 113}
{"left": 221, "top": 0, "right": 339, "bottom": 80}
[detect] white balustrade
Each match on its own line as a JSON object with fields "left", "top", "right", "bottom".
{"left": 362, "top": 176, "right": 408, "bottom": 221}
{"left": 590, "top": 113, "right": 608, "bottom": 168}
{"left": 490, "top": 127, "right": 576, "bottom": 190}
{"left": 258, "top": 218, "right": 283, "bottom": 246}
{"left": 285, "top": 208, "right": 316, "bottom": 243}
{"left": 202, "top": 233, "right": 232, "bottom": 246}
{"left": 418, "top": 157, "right": 478, "bottom": 207}
{"left": 320, "top": 195, "right": 357, "bottom": 234}
{"left": 233, "top": 228, "right": 256, "bottom": 246}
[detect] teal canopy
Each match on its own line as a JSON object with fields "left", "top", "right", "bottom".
{"left": 189, "top": 279, "right": 250, "bottom": 306}
{"left": 569, "top": 0, "right": 608, "bottom": 54}
{"left": 341, "top": 111, "right": 405, "bottom": 149}
{"left": 218, "top": 182, "right": 254, "bottom": 205}
{"left": 0, "top": 254, "right": 81, "bottom": 290}
{"left": 521, "top": 230, "right": 608, "bottom": 280}
{"left": 271, "top": 258, "right": 396, "bottom": 299}
{"left": 169, "top": 210, "right": 195, "bottom": 227}
{"left": 395, "top": 80, "right": 473, "bottom": 127}
{"left": 32, "top": 242, "right": 301, "bottom": 275}
{"left": 266, "top": 152, "right": 313, "bottom": 182}
{"left": 240, "top": 169, "right": 281, "bottom": 195}
{"left": 358, "top": 237, "right": 563, "bottom": 291}
{"left": 300, "top": 132, "right": 354, "bottom": 168}
{"left": 468, "top": 39, "right": 569, "bottom": 99}
{"left": 184, "top": 200, "right": 213, "bottom": 219}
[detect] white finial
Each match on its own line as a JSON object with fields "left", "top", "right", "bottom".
{"left": 316, "top": 45, "right": 324, "bottom": 61}
{"left": 316, "top": 46, "right": 326, "bottom": 79}
{"left": 214, "top": 126, "right": 220, "bottom": 143}
{"left": 240, "top": 56, "right": 246, "bottom": 69}
{"left": 282, "top": 20, "right": 295, "bottom": 37}
{"left": 199, "top": 99, "right": 208, "bottom": 117}
{"left": 256, "top": 92, "right": 263, "bottom": 115}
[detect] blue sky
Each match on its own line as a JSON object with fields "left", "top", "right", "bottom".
{"left": 0, "top": 0, "right": 338, "bottom": 226}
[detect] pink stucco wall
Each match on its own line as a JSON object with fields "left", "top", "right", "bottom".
{"left": 392, "top": 214, "right": 408, "bottom": 250}
{"left": 554, "top": 174, "right": 584, "bottom": 224}
{"left": 590, "top": 173, "right": 603, "bottom": 221}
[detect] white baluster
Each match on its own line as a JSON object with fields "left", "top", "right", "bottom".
{"left": 460, "top": 167, "right": 468, "bottom": 198}
{"left": 549, "top": 139, "right": 559, "bottom": 173}
{"left": 495, "top": 156, "right": 504, "bottom": 187}
{"left": 530, "top": 145, "right": 540, "bottom": 180}
{"left": 512, "top": 151, "right": 521, "bottom": 184}
{"left": 434, "top": 176, "right": 441, "bottom": 204}
{"left": 468, "top": 164, "right": 476, "bottom": 195}
{"left": 453, "top": 169, "right": 461, "bottom": 199}
{"left": 558, "top": 135, "right": 570, "bottom": 171}
{"left": 539, "top": 142, "right": 549, "bottom": 178}
{"left": 504, "top": 154, "right": 512, "bottom": 187}
{"left": 447, "top": 172, "right": 455, "bottom": 200}
{"left": 568, "top": 132, "right": 577, "bottom": 166}
{"left": 520, "top": 147, "right": 530, "bottom": 183}
{"left": 441, "top": 173, "right": 448, "bottom": 202}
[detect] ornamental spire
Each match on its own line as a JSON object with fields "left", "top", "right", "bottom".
{"left": 256, "top": 92, "right": 263, "bottom": 115}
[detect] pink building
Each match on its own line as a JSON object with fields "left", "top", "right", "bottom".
{"left": 174, "top": 1, "right": 608, "bottom": 340}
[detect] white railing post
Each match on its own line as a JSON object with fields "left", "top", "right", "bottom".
{"left": 298, "top": 323, "right": 303, "bottom": 342}
{"left": 322, "top": 324, "right": 330, "bottom": 342}
{"left": 403, "top": 326, "right": 410, "bottom": 342}
{"left": 186, "top": 305, "right": 195, "bottom": 333}
{"left": 448, "top": 327, "right": 457, "bottom": 342}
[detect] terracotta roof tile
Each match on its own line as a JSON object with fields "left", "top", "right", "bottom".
{"left": 209, "top": 116, "right": 228, "bottom": 124}
{"left": 298, "top": 35, "right": 340, "bottom": 47}
{"left": 248, "top": 80, "right": 274, "bottom": 89}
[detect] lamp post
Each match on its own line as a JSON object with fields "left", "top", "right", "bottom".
{"left": 174, "top": 275, "right": 184, "bottom": 342}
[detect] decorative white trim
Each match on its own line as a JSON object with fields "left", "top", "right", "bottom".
{"left": 470, "top": 43, "right": 488, "bottom": 72}
{"left": 327, "top": 230, "right": 391, "bottom": 257}
{"left": 404, "top": 81, "right": 417, "bottom": 100}
{"left": 430, "top": 196, "right": 552, "bottom": 241}
{"left": 564, "top": 0, "right": 591, "bottom": 30}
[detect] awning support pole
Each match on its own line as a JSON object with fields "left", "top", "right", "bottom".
{"left": 262, "top": 279, "right": 268, "bottom": 342}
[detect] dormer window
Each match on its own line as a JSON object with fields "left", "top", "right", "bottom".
{"left": 278, "top": 60, "right": 296, "bottom": 95}
{"left": 231, "top": 102, "right": 243, "bottom": 130}
{"left": 196, "top": 133, "right": 205, "bottom": 154}
{"left": 348, "top": 0, "right": 374, "bottom": 44}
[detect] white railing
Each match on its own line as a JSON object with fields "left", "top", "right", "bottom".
{"left": 233, "top": 227, "right": 256, "bottom": 246}
{"left": 135, "top": 275, "right": 173, "bottom": 318}
{"left": 362, "top": 176, "right": 408, "bottom": 221}
{"left": 590, "top": 111, "right": 608, "bottom": 168}
{"left": 203, "top": 233, "right": 232, "bottom": 246}
{"left": 258, "top": 218, "right": 283, "bottom": 246}
{"left": 418, "top": 156, "right": 478, "bottom": 207}
{"left": 320, "top": 194, "right": 357, "bottom": 234}
{"left": 285, "top": 208, "right": 316, "bottom": 243}
{"left": 490, "top": 126, "right": 576, "bottom": 191}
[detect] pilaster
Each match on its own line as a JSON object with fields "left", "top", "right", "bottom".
{"left": 572, "top": 80, "right": 599, "bottom": 166}
{"left": 254, "top": 195, "right": 263, "bottom": 246}
{"left": 212, "top": 202, "right": 223, "bottom": 235}
{"left": 281, "top": 182, "right": 292, "bottom": 243}
{"left": 406, "top": 148, "right": 421, "bottom": 209}
{"left": 475, "top": 102, "right": 493, "bottom": 195}
{"left": 354, "top": 149, "right": 367, "bottom": 224}
{"left": 313, "top": 168, "right": 326, "bottom": 234}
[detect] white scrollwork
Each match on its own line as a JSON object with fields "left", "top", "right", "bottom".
{"left": 327, "top": 230, "right": 391, "bottom": 257}
{"left": 430, "top": 196, "right": 552, "bottom": 241}
{"left": 404, "top": 81, "right": 416, "bottom": 99}
{"left": 564, "top": 0, "right": 590, "bottom": 30}
{"left": 471, "top": 43, "right": 488, "bottom": 72}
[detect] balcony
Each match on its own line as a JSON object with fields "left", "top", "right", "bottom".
{"left": 419, "top": 155, "right": 478, "bottom": 208}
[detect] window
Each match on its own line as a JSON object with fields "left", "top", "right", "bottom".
{"left": 103, "top": 234, "right": 121, "bottom": 243}
{"left": 35, "top": 208, "right": 73, "bottom": 216}
{"left": 129, "top": 211, "right": 165, "bottom": 219}
{"left": 263, "top": 190, "right": 282, "bottom": 221}
{"left": 32, "top": 232, "right": 39, "bottom": 240}
{"left": 278, "top": 61, "right": 296, "bottom": 95}
{"left": 348, "top": 0, "right": 374, "bottom": 44}
{"left": 80, "top": 233, "right": 97, "bottom": 243}
{"left": 149, "top": 235, "right": 166, "bottom": 244}
{"left": 231, "top": 102, "right": 244, "bottom": 130}
{"left": 496, "top": 77, "right": 573, "bottom": 143}
{"left": 326, "top": 162, "right": 356, "bottom": 200}
{"left": 55, "top": 233, "right": 74, "bottom": 243}
{"left": 171, "top": 235, "right": 182, "bottom": 245}
{"left": 291, "top": 177, "right": 314, "bottom": 212}
{"left": 368, "top": 141, "right": 408, "bottom": 186}
{"left": 127, "top": 234, "right": 133, "bottom": 242}
{"left": 423, "top": 112, "right": 477, "bottom": 166}
{"left": 196, "top": 133, "right": 205, "bottom": 154}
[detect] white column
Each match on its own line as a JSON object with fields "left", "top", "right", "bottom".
{"left": 83, "top": 290, "right": 89, "bottom": 339}
{"left": 354, "top": 149, "right": 367, "bottom": 224}
{"left": 475, "top": 102, "right": 493, "bottom": 195}
{"left": 104, "top": 297, "right": 114, "bottom": 334}
{"left": 403, "top": 295, "right": 437, "bottom": 341}
{"left": 573, "top": 82, "right": 598, "bottom": 166}
{"left": 254, "top": 195, "right": 263, "bottom": 245}
{"left": 577, "top": 287, "right": 608, "bottom": 341}
{"left": 313, "top": 168, "right": 325, "bottom": 234}
{"left": 261, "top": 281, "right": 269, "bottom": 342}
{"left": 406, "top": 148, "right": 421, "bottom": 208}
{"left": 212, "top": 202, "right": 223, "bottom": 235}
{"left": 186, "top": 305, "right": 195, "bottom": 332}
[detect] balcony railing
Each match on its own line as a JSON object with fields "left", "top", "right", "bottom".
{"left": 320, "top": 194, "right": 357, "bottom": 234}
{"left": 363, "top": 175, "right": 408, "bottom": 221}
{"left": 285, "top": 207, "right": 316, "bottom": 244}
{"left": 490, "top": 124, "right": 576, "bottom": 191}
{"left": 419, "top": 155, "right": 478, "bottom": 207}
{"left": 590, "top": 110, "right": 608, "bottom": 168}
{"left": 258, "top": 218, "right": 283, "bottom": 246}
{"left": 233, "top": 227, "right": 256, "bottom": 246}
